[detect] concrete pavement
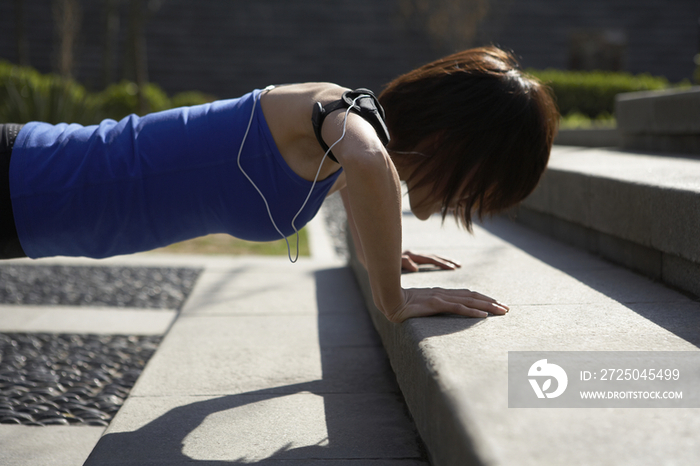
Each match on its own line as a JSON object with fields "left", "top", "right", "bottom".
{"left": 0, "top": 213, "right": 428, "bottom": 466}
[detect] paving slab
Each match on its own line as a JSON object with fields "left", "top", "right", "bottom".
{"left": 350, "top": 212, "right": 700, "bottom": 466}
{"left": 87, "top": 391, "right": 421, "bottom": 465}
{"left": 0, "top": 426, "right": 105, "bottom": 466}
{"left": 0, "top": 305, "right": 175, "bottom": 335}
{"left": 179, "top": 265, "right": 321, "bottom": 317}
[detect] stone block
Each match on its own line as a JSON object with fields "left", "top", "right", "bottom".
{"left": 616, "top": 87, "right": 700, "bottom": 135}
{"left": 616, "top": 87, "right": 700, "bottom": 154}
{"left": 0, "top": 305, "right": 176, "bottom": 335}
{"left": 649, "top": 187, "right": 700, "bottom": 264}
{"left": 0, "top": 425, "right": 105, "bottom": 466}
{"left": 596, "top": 230, "right": 661, "bottom": 279}
{"left": 516, "top": 146, "right": 700, "bottom": 297}
{"left": 662, "top": 253, "right": 700, "bottom": 299}
{"left": 525, "top": 169, "right": 593, "bottom": 228}
{"left": 350, "top": 212, "right": 700, "bottom": 466}
{"left": 130, "top": 314, "right": 324, "bottom": 397}
{"left": 510, "top": 206, "right": 600, "bottom": 254}
{"left": 587, "top": 176, "right": 652, "bottom": 245}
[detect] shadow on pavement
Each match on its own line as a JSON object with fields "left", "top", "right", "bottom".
{"left": 84, "top": 266, "right": 426, "bottom": 465}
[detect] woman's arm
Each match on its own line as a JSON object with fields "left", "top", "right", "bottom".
{"left": 341, "top": 188, "right": 460, "bottom": 272}
{"left": 340, "top": 187, "right": 366, "bottom": 268}
{"left": 332, "top": 118, "right": 405, "bottom": 317}
{"left": 328, "top": 113, "right": 508, "bottom": 322}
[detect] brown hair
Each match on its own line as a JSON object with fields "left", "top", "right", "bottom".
{"left": 379, "top": 46, "right": 559, "bottom": 230}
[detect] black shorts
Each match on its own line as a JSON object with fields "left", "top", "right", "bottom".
{"left": 1, "top": 123, "right": 27, "bottom": 259}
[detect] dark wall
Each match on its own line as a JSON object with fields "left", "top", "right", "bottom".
{"left": 1, "top": 0, "right": 698, "bottom": 98}
{"left": 142, "top": 1, "right": 437, "bottom": 98}
{"left": 476, "top": 0, "right": 700, "bottom": 82}
{"left": 0, "top": 0, "right": 437, "bottom": 98}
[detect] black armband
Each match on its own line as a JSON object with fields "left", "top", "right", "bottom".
{"left": 311, "top": 88, "right": 390, "bottom": 164}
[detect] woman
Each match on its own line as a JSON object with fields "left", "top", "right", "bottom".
{"left": 0, "top": 46, "right": 558, "bottom": 322}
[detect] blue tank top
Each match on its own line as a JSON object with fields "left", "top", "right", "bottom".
{"left": 10, "top": 89, "right": 342, "bottom": 258}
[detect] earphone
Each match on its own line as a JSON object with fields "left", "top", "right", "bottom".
{"left": 237, "top": 86, "right": 368, "bottom": 263}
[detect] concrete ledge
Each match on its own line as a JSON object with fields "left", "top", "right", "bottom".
{"left": 617, "top": 87, "right": 700, "bottom": 134}
{"left": 616, "top": 86, "right": 700, "bottom": 154}
{"left": 348, "top": 257, "right": 483, "bottom": 466}
{"left": 516, "top": 145, "right": 700, "bottom": 298}
{"left": 349, "top": 213, "right": 700, "bottom": 466}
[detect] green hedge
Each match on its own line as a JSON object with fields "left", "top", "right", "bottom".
{"left": 2, "top": 60, "right": 682, "bottom": 125}
{"left": 527, "top": 69, "right": 671, "bottom": 119}
{"left": 0, "top": 61, "right": 98, "bottom": 124}
{"left": 0, "top": 61, "right": 215, "bottom": 125}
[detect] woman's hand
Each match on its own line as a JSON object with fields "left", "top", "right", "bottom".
{"left": 401, "top": 250, "right": 461, "bottom": 272}
{"left": 386, "top": 287, "right": 509, "bottom": 323}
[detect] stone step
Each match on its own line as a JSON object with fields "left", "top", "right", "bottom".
{"left": 552, "top": 87, "right": 700, "bottom": 153}
{"left": 349, "top": 131, "right": 700, "bottom": 463}
{"left": 616, "top": 86, "right": 700, "bottom": 155}
{"left": 513, "top": 145, "right": 700, "bottom": 299}
{"left": 349, "top": 212, "right": 700, "bottom": 465}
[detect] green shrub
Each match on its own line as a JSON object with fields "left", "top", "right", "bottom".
{"left": 527, "top": 69, "right": 670, "bottom": 119}
{"left": 0, "top": 61, "right": 217, "bottom": 124}
{"left": 559, "top": 111, "right": 616, "bottom": 129}
{"left": 171, "top": 91, "right": 216, "bottom": 108}
{"left": 0, "top": 60, "right": 100, "bottom": 124}
{"left": 93, "top": 80, "right": 172, "bottom": 121}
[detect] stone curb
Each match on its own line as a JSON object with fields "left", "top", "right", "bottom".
{"left": 515, "top": 145, "right": 700, "bottom": 298}
{"left": 348, "top": 251, "right": 484, "bottom": 466}
{"left": 347, "top": 213, "right": 700, "bottom": 466}
{"left": 616, "top": 86, "right": 700, "bottom": 154}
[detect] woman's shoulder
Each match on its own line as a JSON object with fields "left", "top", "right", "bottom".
{"left": 264, "top": 82, "right": 349, "bottom": 106}
{"left": 260, "top": 83, "right": 348, "bottom": 139}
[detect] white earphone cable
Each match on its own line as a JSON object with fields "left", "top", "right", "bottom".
{"left": 237, "top": 89, "right": 366, "bottom": 263}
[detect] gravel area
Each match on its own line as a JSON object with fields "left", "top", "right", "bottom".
{"left": 0, "top": 264, "right": 202, "bottom": 427}
{"left": 0, "top": 333, "right": 161, "bottom": 426}
{"left": 0, "top": 265, "right": 201, "bottom": 309}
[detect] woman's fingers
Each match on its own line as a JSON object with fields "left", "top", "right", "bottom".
{"left": 401, "top": 250, "right": 462, "bottom": 271}
{"left": 388, "top": 287, "right": 509, "bottom": 322}
{"left": 439, "top": 300, "right": 491, "bottom": 318}
{"left": 445, "top": 291, "right": 509, "bottom": 316}
{"left": 442, "top": 287, "right": 510, "bottom": 312}
{"left": 401, "top": 255, "right": 420, "bottom": 272}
